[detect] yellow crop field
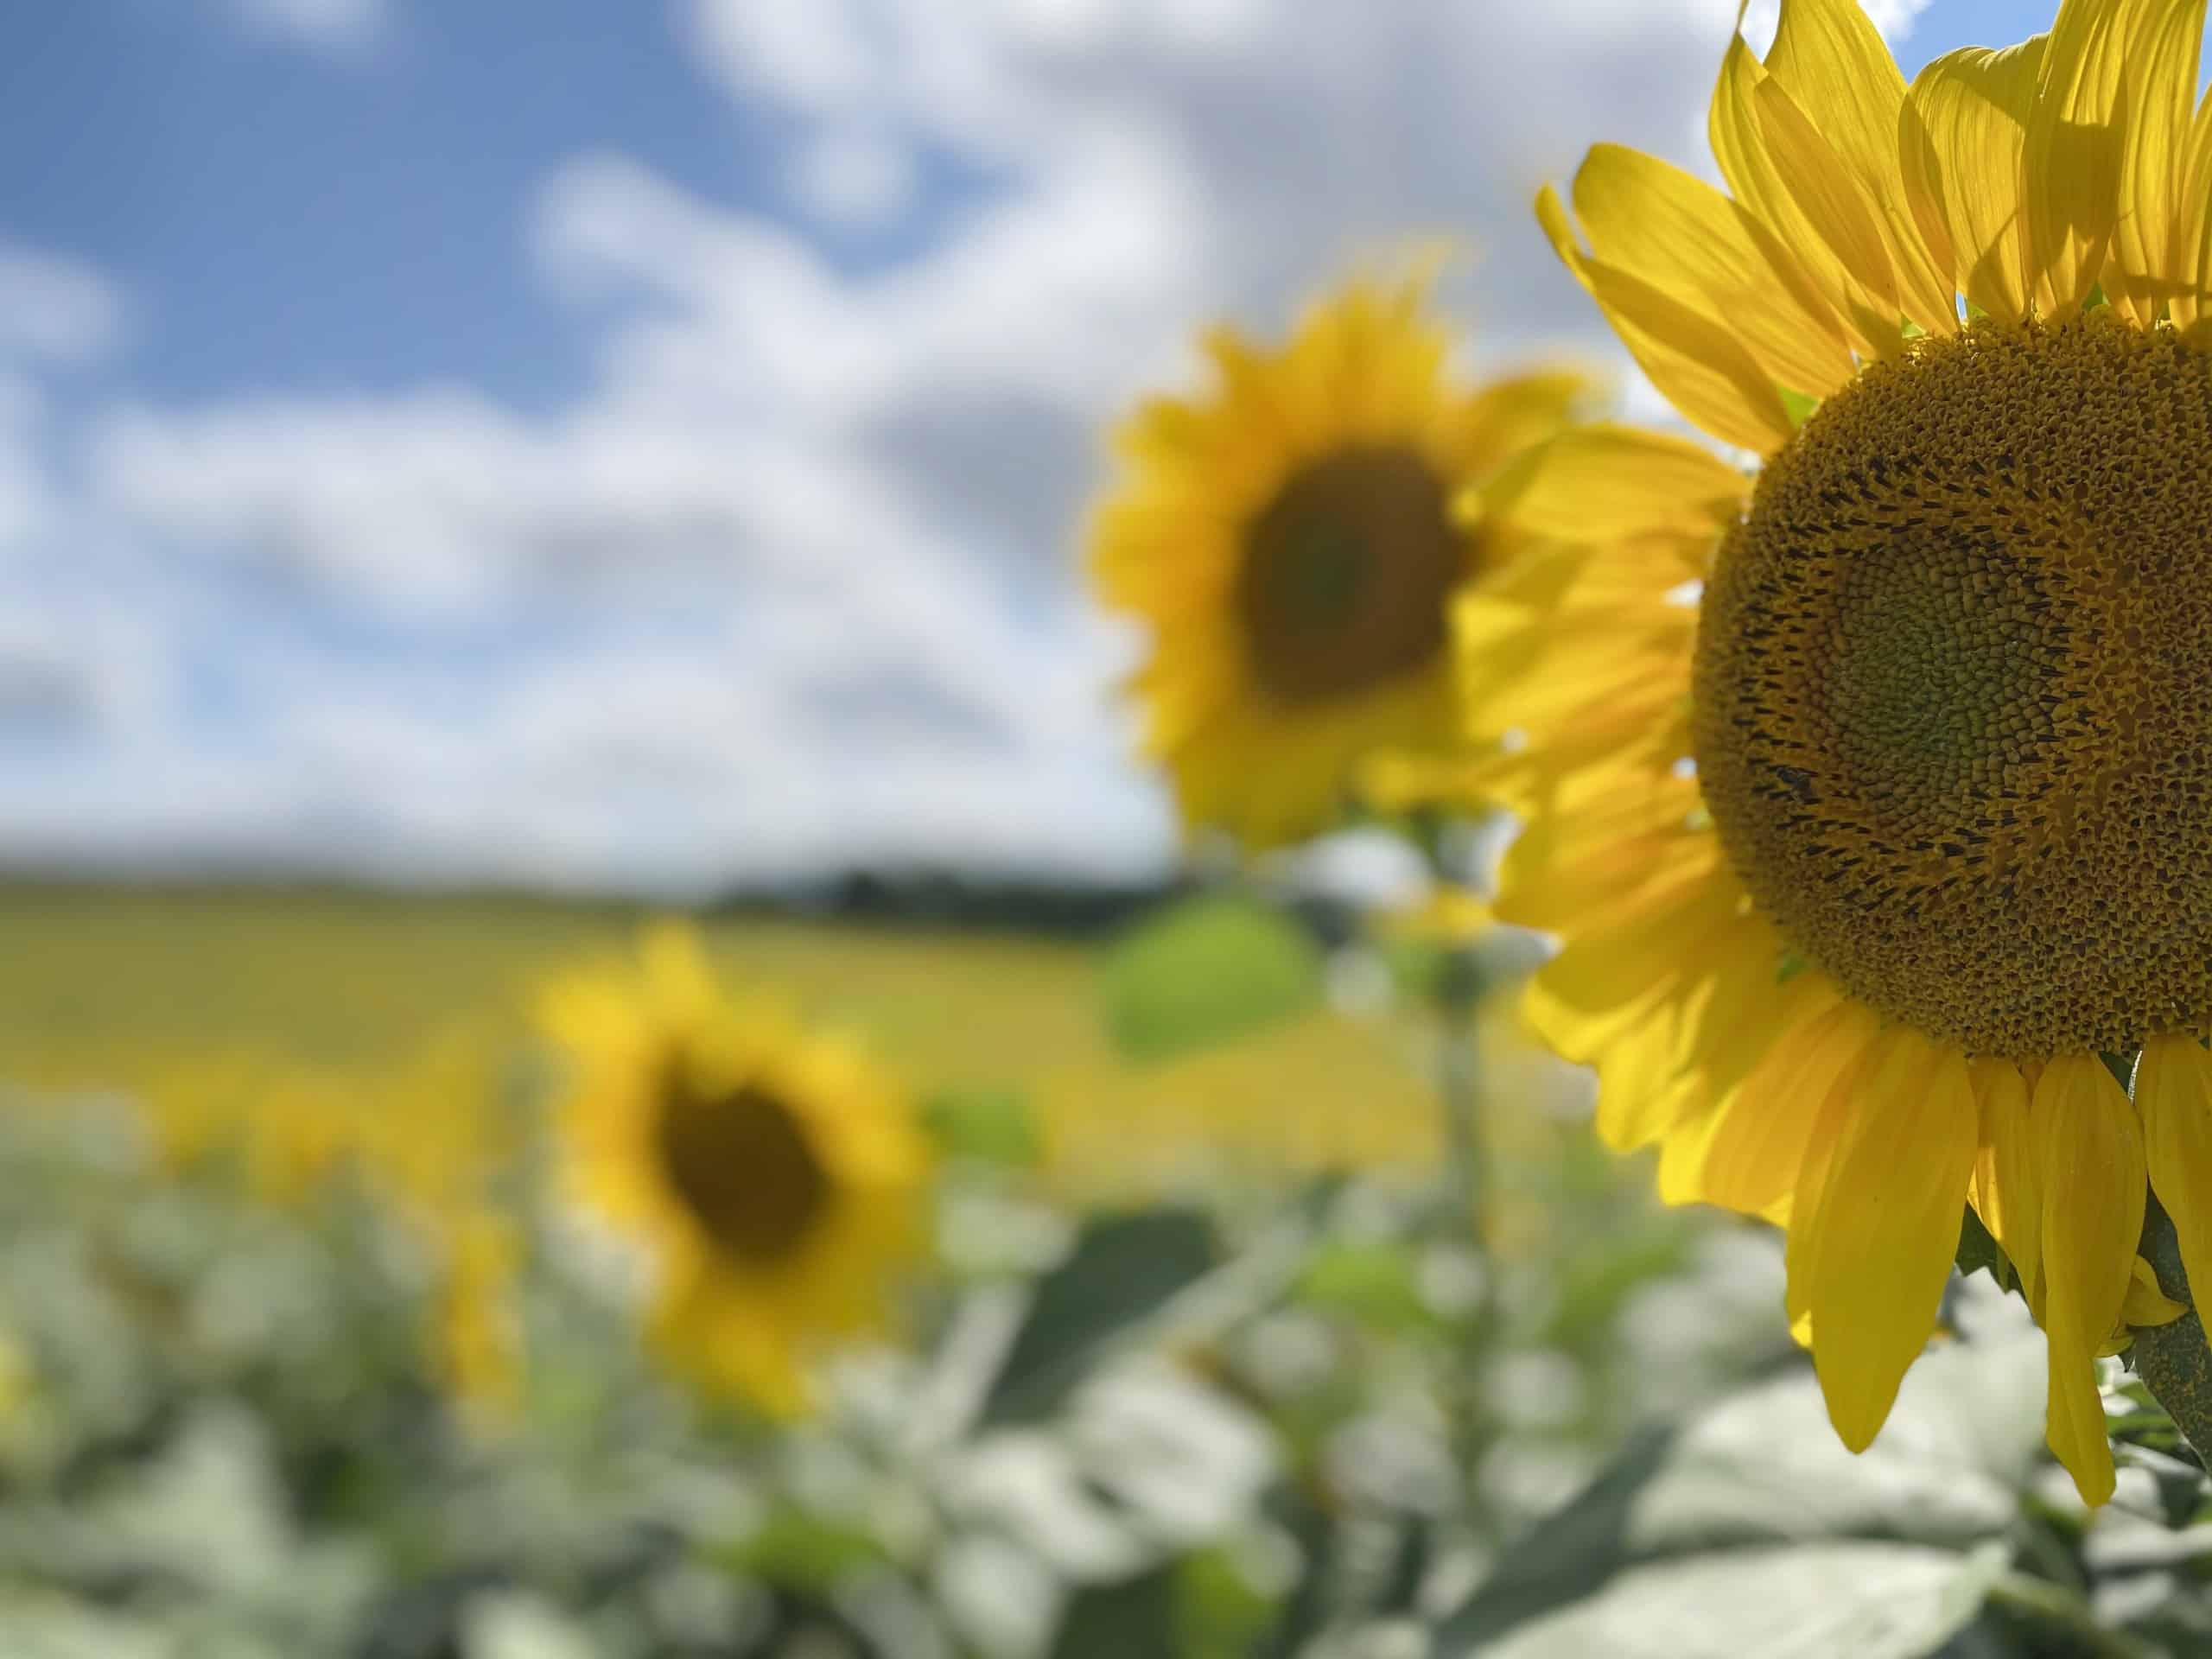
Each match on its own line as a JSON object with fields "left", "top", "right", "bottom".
{"left": 0, "top": 882, "right": 1471, "bottom": 1186}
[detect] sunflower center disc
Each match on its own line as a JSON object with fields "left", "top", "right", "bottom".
{"left": 1236, "top": 445, "right": 1463, "bottom": 703}
{"left": 1694, "top": 314, "right": 2212, "bottom": 1059}
{"left": 656, "top": 1070, "right": 830, "bottom": 1263}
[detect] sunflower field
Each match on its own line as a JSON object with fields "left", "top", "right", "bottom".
{"left": 29, "top": 0, "right": 2212, "bottom": 1656}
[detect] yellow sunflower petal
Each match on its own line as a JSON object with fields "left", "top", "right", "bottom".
{"left": 1478, "top": 422, "right": 1748, "bottom": 547}
{"left": 1763, "top": 0, "right": 1959, "bottom": 334}
{"left": 2103, "top": 0, "right": 2205, "bottom": 325}
{"left": 1901, "top": 39, "right": 2048, "bottom": 323}
{"left": 1538, "top": 185, "right": 1795, "bottom": 453}
{"left": 1526, "top": 869, "right": 1747, "bottom": 1056}
{"left": 2122, "top": 1255, "right": 2188, "bottom": 1329}
{"left": 1709, "top": 33, "right": 1901, "bottom": 359}
{"left": 1454, "top": 370, "right": 1599, "bottom": 476}
{"left": 1569, "top": 143, "right": 1855, "bottom": 399}
{"left": 1751, "top": 74, "right": 1902, "bottom": 336}
{"left": 2035, "top": 1052, "right": 2145, "bottom": 1507}
{"left": 1579, "top": 993, "right": 1707, "bottom": 1153}
{"left": 1689, "top": 992, "right": 1875, "bottom": 1218}
{"left": 1653, "top": 960, "right": 1849, "bottom": 1211}
{"left": 1495, "top": 806, "right": 1710, "bottom": 937}
{"left": 1783, "top": 1018, "right": 1885, "bottom": 1338}
{"left": 2136, "top": 1031, "right": 2212, "bottom": 1329}
{"left": 2024, "top": 0, "right": 2144, "bottom": 316}
{"left": 1968, "top": 1058, "right": 2043, "bottom": 1303}
{"left": 1793, "top": 1027, "right": 1978, "bottom": 1452}
{"left": 2171, "top": 92, "right": 2212, "bottom": 328}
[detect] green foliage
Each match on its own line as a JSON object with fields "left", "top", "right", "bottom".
{"left": 725, "top": 1510, "right": 886, "bottom": 1596}
{"left": 18, "top": 924, "right": 2212, "bottom": 1657}
{"left": 1051, "top": 1567, "right": 1179, "bottom": 1659}
{"left": 1295, "top": 1238, "right": 1434, "bottom": 1332}
{"left": 1473, "top": 1542, "right": 2010, "bottom": 1659}
{"left": 1434, "top": 1319, "right": 2179, "bottom": 1659}
{"left": 1174, "top": 1548, "right": 1278, "bottom": 1659}
{"left": 1097, "top": 893, "right": 1322, "bottom": 1061}
{"left": 1954, "top": 1204, "right": 2015, "bottom": 1293}
{"left": 921, "top": 1086, "right": 1040, "bottom": 1167}
{"left": 981, "top": 1207, "right": 1219, "bottom": 1427}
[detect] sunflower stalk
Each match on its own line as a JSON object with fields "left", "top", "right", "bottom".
{"left": 1414, "top": 828, "right": 1505, "bottom": 1535}
{"left": 2128, "top": 1191, "right": 2212, "bottom": 1470}
{"left": 1414, "top": 824, "right": 1490, "bottom": 1250}
{"left": 1432, "top": 941, "right": 1489, "bottom": 1249}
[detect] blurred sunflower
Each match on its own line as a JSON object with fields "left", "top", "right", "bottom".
{"left": 539, "top": 924, "right": 927, "bottom": 1416}
{"left": 1468, "top": 0, "right": 2212, "bottom": 1502}
{"left": 1090, "top": 265, "right": 1592, "bottom": 850}
{"left": 146, "top": 1028, "right": 529, "bottom": 1414}
{"left": 145, "top": 1052, "right": 366, "bottom": 1206}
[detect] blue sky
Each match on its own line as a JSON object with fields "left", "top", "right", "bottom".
{"left": 0, "top": 0, "right": 2148, "bottom": 890}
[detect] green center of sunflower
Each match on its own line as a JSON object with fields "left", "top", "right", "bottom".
{"left": 655, "top": 1065, "right": 830, "bottom": 1265}
{"left": 1693, "top": 312, "right": 2212, "bottom": 1061}
{"left": 1236, "top": 446, "right": 1465, "bottom": 703}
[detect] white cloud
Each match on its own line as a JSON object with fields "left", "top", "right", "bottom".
{"left": 224, "top": 0, "right": 386, "bottom": 51}
{"left": 0, "top": 245, "right": 126, "bottom": 366}
{"left": 1862, "top": 0, "right": 1935, "bottom": 37}
{"left": 47, "top": 0, "right": 1931, "bottom": 888}
{"left": 791, "top": 125, "right": 922, "bottom": 230}
{"left": 1736, "top": 0, "right": 1930, "bottom": 52}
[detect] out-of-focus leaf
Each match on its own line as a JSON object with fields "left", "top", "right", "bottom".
{"left": 1297, "top": 1239, "right": 1433, "bottom": 1332}
{"left": 0, "top": 1594, "right": 169, "bottom": 1659}
{"left": 981, "top": 1209, "right": 1219, "bottom": 1427}
{"left": 725, "top": 1510, "right": 885, "bottom": 1596}
{"left": 1438, "top": 1331, "right": 2045, "bottom": 1653}
{"left": 460, "top": 1590, "right": 600, "bottom": 1659}
{"left": 1050, "top": 1566, "right": 1179, "bottom": 1659}
{"left": 2115, "top": 1440, "right": 2212, "bottom": 1530}
{"left": 923, "top": 1087, "right": 1041, "bottom": 1167}
{"left": 1254, "top": 1494, "right": 1338, "bottom": 1659}
{"left": 1476, "top": 1541, "right": 2007, "bottom": 1659}
{"left": 1098, "top": 895, "right": 1322, "bottom": 1062}
{"left": 1176, "top": 1546, "right": 1277, "bottom": 1659}
{"left": 1953, "top": 1207, "right": 2014, "bottom": 1294}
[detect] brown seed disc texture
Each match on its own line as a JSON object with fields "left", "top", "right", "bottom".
{"left": 655, "top": 1062, "right": 830, "bottom": 1264}
{"left": 1236, "top": 445, "right": 1466, "bottom": 704}
{"left": 1694, "top": 313, "right": 2212, "bottom": 1060}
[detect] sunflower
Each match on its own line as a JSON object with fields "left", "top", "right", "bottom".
{"left": 1466, "top": 0, "right": 2212, "bottom": 1502}
{"left": 538, "top": 924, "right": 928, "bottom": 1416}
{"left": 1090, "top": 266, "right": 1593, "bottom": 850}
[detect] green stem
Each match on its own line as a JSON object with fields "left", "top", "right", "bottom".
{"left": 2129, "top": 1191, "right": 2212, "bottom": 1465}
{"left": 1414, "top": 830, "right": 1502, "bottom": 1536}
{"left": 1986, "top": 1571, "right": 2156, "bottom": 1659}
{"left": 1433, "top": 937, "right": 1488, "bottom": 1248}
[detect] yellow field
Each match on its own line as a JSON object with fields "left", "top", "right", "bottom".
{"left": 0, "top": 883, "right": 1469, "bottom": 1186}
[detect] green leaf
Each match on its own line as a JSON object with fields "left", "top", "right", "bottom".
{"left": 1296, "top": 1239, "right": 1433, "bottom": 1332}
{"left": 1472, "top": 1541, "right": 2007, "bottom": 1659}
{"left": 2116, "top": 1440, "right": 2212, "bottom": 1529}
{"left": 1051, "top": 1567, "right": 1179, "bottom": 1659}
{"left": 1176, "top": 1548, "right": 1278, "bottom": 1659}
{"left": 1953, "top": 1205, "right": 2014, "bottom": 1293}
{"left": 1780, "top": 388, "right": 1822, "bottom": 429}
{"left": 724, "top": 1510, "right": 884, "bottom": 1595}
{"left": 922, "top": 1087, "right": 1040, "bottom": 1167}
{"left": 1098, "top": 894, "right": 1322, "bottom": 1062}
{"left": 1436, "top": 1330, "right": 2045, "bottom": 1654}
{"left": 980, "top": 1207, "right": 1220, "bottom": 1427}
